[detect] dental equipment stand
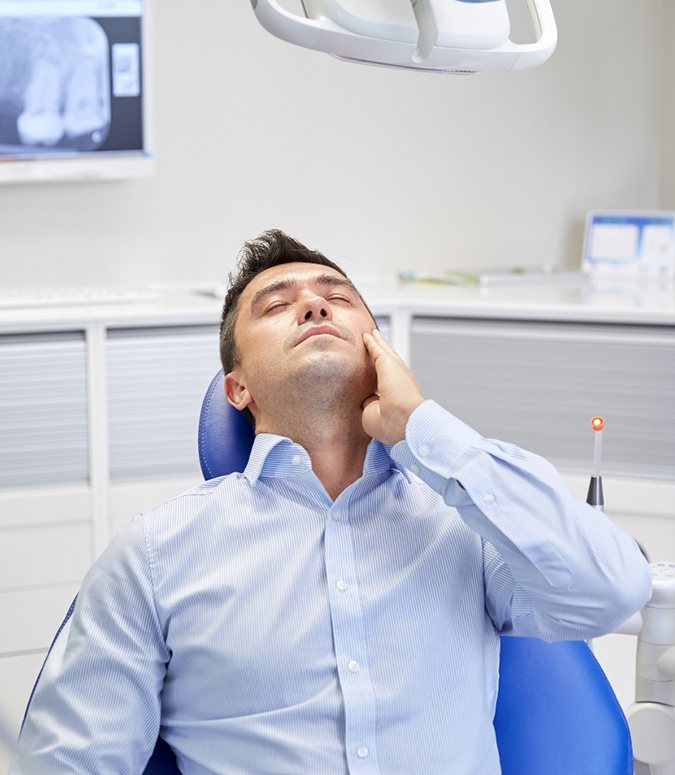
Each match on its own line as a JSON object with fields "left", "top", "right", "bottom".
{"left": 586, "top": 417, "right": 675, "bottom": 774}
{"left": 623, "top": 564, "right": 675, "bottom": 775}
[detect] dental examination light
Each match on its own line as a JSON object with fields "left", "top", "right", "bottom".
{"left": 250, "top": 0, "right": 557, "bottom": 74}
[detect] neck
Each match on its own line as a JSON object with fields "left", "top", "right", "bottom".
{"left": 256, "top": 402, "right": 372, "bottom": 501}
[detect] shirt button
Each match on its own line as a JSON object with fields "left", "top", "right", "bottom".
{"left": 409, "top": 464, "right": 420, "bottom": 476}
{"left": 483, "top": 493, "right": 496, "bottom": 505}
{"left": 418, "top": 444, "right": 430, "bottom": 456}
{"left": 336, "top": 579, "right": 348, "bottom": 591}
{"left": 348, "top": 659, "right": 360, "bottom": 673}
{"left": 332, "top": 510, "right": 342, "bottom": 521}
{"left": 356, "top": 746, "right": 369, "bottom": 758}
{"left": 291, "top": 455, "right": 302, "bottom": 465}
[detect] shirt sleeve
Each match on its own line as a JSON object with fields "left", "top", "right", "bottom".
{"left": 11, "top": 515, "right": 169, "bottom": 775}
{"left": 390, "top": 400, "right": 652, "bottom": 641}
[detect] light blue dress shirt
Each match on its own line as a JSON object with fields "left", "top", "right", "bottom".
{"left": 14, "top": 401, "right": 651, "bottom": 775}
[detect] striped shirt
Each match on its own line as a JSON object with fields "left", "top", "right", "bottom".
{"left": 14, "top": 400, "right": 651, "bottom": 775}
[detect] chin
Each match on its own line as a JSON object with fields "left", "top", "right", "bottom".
{"left": 289, "top": 350, "right": 361, "bottom": 384}
{"left": 303, "top": 349, "right": 352, "bottom": 371}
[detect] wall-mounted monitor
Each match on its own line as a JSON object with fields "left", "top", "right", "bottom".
{"left": 0, "top": 0, "right": 152, "bottom": 184}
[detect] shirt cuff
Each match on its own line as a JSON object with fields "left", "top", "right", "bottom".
{"left": 390, "top": 399, "right": 481, "bottom": 506}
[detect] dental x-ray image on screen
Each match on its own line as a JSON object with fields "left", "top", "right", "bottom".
{"left": 0, "top": 0, "right": 149, "bottom": 182}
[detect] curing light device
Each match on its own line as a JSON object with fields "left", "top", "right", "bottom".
{"left": 586, "top": 416, "right": 605, "bottom": 509}
{"left": 250, "top": 0, "right": 557, "bottom": 75}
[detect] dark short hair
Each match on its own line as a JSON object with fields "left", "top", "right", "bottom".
{"left": 219, "top": 229, "right": 374, "bottom": 422}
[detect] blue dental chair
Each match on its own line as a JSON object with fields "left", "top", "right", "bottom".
{"left": 22, "top": 371, "right": 634, "bottom": 775}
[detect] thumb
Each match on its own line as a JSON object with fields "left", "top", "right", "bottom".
{"left": 361, "top": 393, "right": 381, "bottom": 438}
{"left": 361, "top": 393, "right": 379, "bottom": 411}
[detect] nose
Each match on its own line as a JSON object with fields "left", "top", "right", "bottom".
{"left": 298, "top": 294, "right": 332, "bottom": 324}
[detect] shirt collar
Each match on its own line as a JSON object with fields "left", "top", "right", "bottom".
{"left": 243, "top": 433, "right": 411, "bottom": 485}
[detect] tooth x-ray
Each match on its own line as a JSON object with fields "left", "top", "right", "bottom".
{"left": 0, "top": 18, "right": 111, "bottom": 151}
{"left": 0, "top": 1, "right": 145, "bottom": 162}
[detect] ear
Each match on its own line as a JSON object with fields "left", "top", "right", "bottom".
{"left": 224, "top": 369, "right": 253, "bottom": 412}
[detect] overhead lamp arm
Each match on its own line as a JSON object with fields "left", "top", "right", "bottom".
{"left": 250, "top": 0, "right": 557, "bottom": 74}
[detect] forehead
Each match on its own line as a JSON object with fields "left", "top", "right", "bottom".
{"left": 241, "top": 262, "right": 352, "bottom": 303}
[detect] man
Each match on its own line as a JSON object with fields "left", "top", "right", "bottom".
{"left": 14, "top": 230, "right": 651, "bottom": 774}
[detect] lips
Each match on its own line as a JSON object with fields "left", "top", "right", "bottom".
{"left": 295, "top": 324, "right": 345, "bottom": 347}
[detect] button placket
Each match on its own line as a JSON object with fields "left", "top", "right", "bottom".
{"left": 323, "top": 498, "right": 380, "bottom": 773}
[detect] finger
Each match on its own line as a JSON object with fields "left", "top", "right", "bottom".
{"left": 364, "top": 329, "right": 397, "bottom": 359}
{"left": 363, "top": 330, "right": 386, "bottom": 359}
{"left": 370, "top": 328, "right": 407, "bottom": 365}
{"left": 360, "top": 394, "right": 381, "bottom": 439}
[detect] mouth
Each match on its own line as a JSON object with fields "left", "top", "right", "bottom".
{"left": 295, "top": 324, "right": 345, "bottom": 347}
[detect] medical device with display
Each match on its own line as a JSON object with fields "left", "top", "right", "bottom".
{"left": 250, "top": 0, "right": 557, "bottom": 74}
{"left": 0, "top": 0, "right": 152, "bottom": 184}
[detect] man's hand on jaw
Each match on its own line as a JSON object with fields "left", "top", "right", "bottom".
{"left": 361, "top": 329, "right": 425, "bottom": 446}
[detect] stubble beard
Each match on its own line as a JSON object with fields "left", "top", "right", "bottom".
{"left": 261, "top": 348, "right": 376, "bottom": 433}
{"left": 289, "top": 350, "right": 370, "bottom": 416}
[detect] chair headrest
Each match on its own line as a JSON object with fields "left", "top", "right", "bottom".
{"left": 198, "top": 370, "right": 255, "bottom": 480}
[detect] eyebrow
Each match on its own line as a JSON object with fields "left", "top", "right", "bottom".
{"left": 249, "top": 273, "right": 358, "bottom": 311}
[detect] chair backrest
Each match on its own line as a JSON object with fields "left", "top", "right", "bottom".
{"left": 197, "top": 370, "right": 254, "bottom": 479}
{"left": 494, "top": 637, "right": 633, "bottom": 775}
{"left": 24, "top": 371, "right": 634, "bottom": 775}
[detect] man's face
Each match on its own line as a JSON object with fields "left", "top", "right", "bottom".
{"left": 224, "top": 262, "right": 377, "bottom": 425}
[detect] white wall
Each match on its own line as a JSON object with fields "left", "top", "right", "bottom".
{"left": 662, "top": 0, "right": 675, "bottom": 209}
{"left": 0, "top": 0, "right": 669, "bottom": 285}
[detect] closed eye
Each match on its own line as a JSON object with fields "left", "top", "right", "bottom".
{"left": 264, "top": 301, "right": 289, "bottom": 314}
{"left": 327, "top": 294, "right": 351, "bottom": 304}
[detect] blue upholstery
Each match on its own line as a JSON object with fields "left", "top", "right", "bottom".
{"left": 25, "top": 370, "right": 634, "bottom": 775}
{"left": 197, "top": 370, "right": 254, "bottom": 480}
{"left": 494, "top": 638, "right": 633, "bottom": 775}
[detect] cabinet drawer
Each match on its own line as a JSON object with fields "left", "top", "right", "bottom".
{"left": 0, "top": 652, "right": 46, "bottom": 771}
{"left": 0, "top": 585, "right": 78, "bottom": 655}
{"left": 0, "top": 332, "right": 88, "bottom": 489}
{"left": 0, "top": 486, "right": 89, "bottom": 530}
{"left": 0, "top": 523, "right": 90, "bottom": 589}
{"left": 107, "top": 326, "right": 221, "bottom": 481}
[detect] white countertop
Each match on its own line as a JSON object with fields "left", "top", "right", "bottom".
{"left": 1, "top": 276, "right": 674, "bottom": 333}
{"left": 356, "top": 275, "right": 675, "bottom": 325}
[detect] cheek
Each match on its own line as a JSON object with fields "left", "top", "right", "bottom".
{"left": 248, "top": 330, "right": 290, "bottom": 376}
{"left": 240, "top": 324, "right": 286, "bottom": 359}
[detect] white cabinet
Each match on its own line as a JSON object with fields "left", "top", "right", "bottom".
{"left": 0, "top": 330, "right": 93, "bottom": 769}
{"left": 0, "top": 322, "right": 223, "bottom": 769}
{"left": 410, "top": 317, "right": 675, "bottom": 479}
